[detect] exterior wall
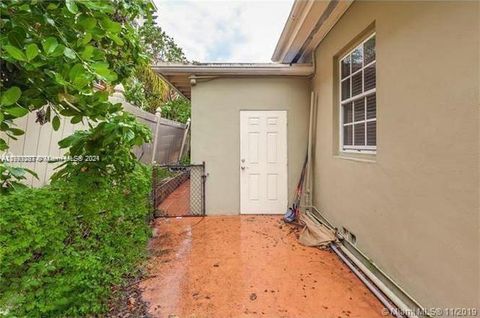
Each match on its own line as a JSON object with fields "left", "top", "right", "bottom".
{"left": 191, "top": 77, "right": 310, "bottom": 215}
{"left": 311, "top": 0, "right": 479, "bottom": 310}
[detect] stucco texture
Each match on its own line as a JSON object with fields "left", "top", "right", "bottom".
{"left": 311, "top": 0, "right": 479, "bottom": 310}
{"left": 191, "top": 77, "right": 310, "bottom": 215}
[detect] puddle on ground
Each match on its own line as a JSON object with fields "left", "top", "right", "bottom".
{"left": 140, "top": 216, "right": 391, "bottom": 318}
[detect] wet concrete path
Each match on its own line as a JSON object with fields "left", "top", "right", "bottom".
{"left": 140, "top": 216, "right": 389, "bottom": 318}
{"left": 157, "top": 180, "right": 190, "bottom": 217}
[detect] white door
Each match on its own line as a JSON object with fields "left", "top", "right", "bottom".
{"left": 240, "top": 111, "right": 287, "bottom": 214}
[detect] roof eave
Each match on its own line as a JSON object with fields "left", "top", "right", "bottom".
{"left": 152, "top": 63, "right": 314, "bottom": 76}
{"left": 152, "top": 63, "right": 315, "bottom": 100}
{"left": 271, "top": 0, "right": 353, "bottom": 64}
{"left": 271, "top": 0, "right": 317, "bottom": 63}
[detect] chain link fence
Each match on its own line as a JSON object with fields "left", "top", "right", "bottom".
{"left": 152, "top": 163, "right": 206, "bottom": 217}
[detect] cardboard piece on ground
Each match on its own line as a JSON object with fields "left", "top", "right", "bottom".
{"left": 298, "top": 213, "right": 336, "bottom": 248}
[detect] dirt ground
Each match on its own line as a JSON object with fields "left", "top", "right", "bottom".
{"left": 140, "top": 216, "right": 390, "bottom": 318}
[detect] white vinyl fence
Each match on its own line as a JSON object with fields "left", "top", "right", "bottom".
{"left": 118, "top": 98, "right": 188, "bottom": 165}
{"left": 1, "top": 89, "right": 188, "bottom": 187}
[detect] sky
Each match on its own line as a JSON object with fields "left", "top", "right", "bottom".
{"left": 152, "top": 0, "right": 294, "bottom": 63}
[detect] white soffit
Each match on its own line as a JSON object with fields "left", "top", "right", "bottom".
{"left": 152, "top": 63, "right": 314, "bottom": 100}
{"left": 272, "top": 0, "right": 353, "bottom": 64}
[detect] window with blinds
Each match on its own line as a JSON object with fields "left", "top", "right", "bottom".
{"left": 340, "top": 34, "right": 376, "bottom": 152}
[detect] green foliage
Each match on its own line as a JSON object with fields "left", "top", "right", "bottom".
{"left": 0, "top": 165, "right": 38, "bottom": 194}
{"left": 154, "top": 166, "right": 175, "bottom": 184}
{"left": 1, "top": 0, "right": 150, "bottom": 132}
{"left": 0, "top": 165, "right": 152, "bottom": 317}
{"left": 125, "top": 66, "right": 170, "bottom": 113}
{"left": 0, "top": 87, "right": 21, "bottom": 106}
{"left": 180, "top": 153, "right": 191, "bottom": 165}
{"left": 124, "top": 21, "right": 191, "bottom": 119}
{"left": 0, "top": 3, "right": 155, "bottom": 315}
{"left": 0, "top": 0, "right": 152, "bottom": 184}
{"left": 161, "top": 98, "right": 191, "bottom": 124}
{"left": 52, "top": 111, "right": 152, "bottom": 180}
{"left": 139, "top": 20, "right": 187, "bottom": 64}
{"left": 123, "top": 72, "right": 149, "bottom": 109}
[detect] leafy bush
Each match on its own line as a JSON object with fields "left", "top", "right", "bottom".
{"left": 0, "top": 165, "right": 38, "bottom": 195}
{"left": 123, "top": 74, "right": 149, "bottom": 109}
{"left": 52, "top": 111, "right": 151, "bottom": 180}
{"left": 0, "top": 0, "right": 151, "bottom": 136}
{"left": 154, "top": 166, "right": 175, "bottom": 184}
{"left": 161, "top": 98, "right": 190, "bottom": 124}
{"left": 0, "top": 0, "right": 152, "bottom": 190}
{"left": 125, "top": 66, "right": 170, "bottom": 113}
{"left": 0, "top": 165, "right": 152, "bottom": 317}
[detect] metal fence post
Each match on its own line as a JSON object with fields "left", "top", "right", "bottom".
{"left": 201, "top": 161, "right": 206, "bottom": 215}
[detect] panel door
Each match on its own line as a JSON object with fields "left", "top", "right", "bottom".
{"left": 240, "top": 111, "right": 287, "bottom": 214}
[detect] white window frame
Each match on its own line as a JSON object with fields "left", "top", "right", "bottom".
{"left": 339, "top": 33, "right": 376, "bottom": 154}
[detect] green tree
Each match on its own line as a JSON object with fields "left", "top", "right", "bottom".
{"left": 124, "top": 65, "right": 170, "bottom": 112}
{"left": 0, "top": 0, "right": 153, "bottom": 190}
{"left": 139, "top": 20, "right": 187, "bottom": 64}
{"left": 124, "top": 21, "right": 191, "bottom": 120}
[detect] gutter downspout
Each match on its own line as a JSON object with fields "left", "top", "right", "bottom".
{"left": 305, "top": 91, "right": 315, "bottom": 207}
{"left": 306, "top": 52, "right": 318, "bottom": 209}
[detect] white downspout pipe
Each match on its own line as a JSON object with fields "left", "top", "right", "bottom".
{"left": 305, "top": 91, "right": 315, "bottom": 207}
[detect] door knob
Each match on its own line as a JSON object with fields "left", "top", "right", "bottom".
{"left": 241, "top": 166, "right": 245, "bottom": 170}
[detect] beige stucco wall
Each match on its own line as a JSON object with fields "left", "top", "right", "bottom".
{"left": 191, "top": 77, "right": 310, "bottom": 215}
{"left": 311, "top": 0, "right": 479, "bottom": 310}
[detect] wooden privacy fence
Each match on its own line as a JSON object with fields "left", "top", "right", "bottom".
{"left": 0, "top": 88, "right": 189, "bottom": 187}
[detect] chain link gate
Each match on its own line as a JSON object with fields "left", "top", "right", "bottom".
{"left": 152, "top": 163, "right": 206, "bottom": 217}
